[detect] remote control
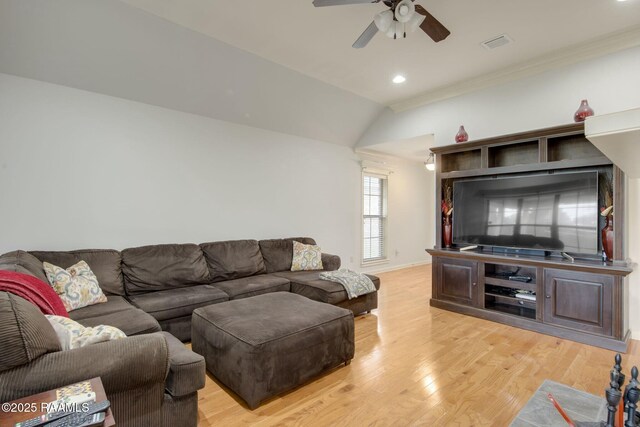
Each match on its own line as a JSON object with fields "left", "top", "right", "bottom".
{"left": 508, "top": 275, "right": 533, "bottom": 282}
{"left": 15, "top": 401, "right": 110, "bottom": 427}
{"left": 44, "top": 411, "right": 105, "bottom": 427}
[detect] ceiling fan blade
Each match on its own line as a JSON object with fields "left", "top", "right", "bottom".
{"left": 313, "top": 0, "right": 378, "bottom": 7}
{"left": 414, "top": 4, "right": 450, "bottom": 42}
{"left": 352, "top": 21, "right": 378, "bottom": 49}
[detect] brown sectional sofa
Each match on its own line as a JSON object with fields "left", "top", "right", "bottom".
{"left": 0, "top": 237, "right": 380, "bottom": 424}
{"left": 0, "top": 237, "right": 379, "bottom": 341}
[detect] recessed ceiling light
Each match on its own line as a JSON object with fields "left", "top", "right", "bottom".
{"left": 392, "top": 75, "right": 406, "bottom": 84}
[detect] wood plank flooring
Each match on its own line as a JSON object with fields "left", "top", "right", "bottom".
{"left": 195, "top": 264, "right": 640, "bottom": 426}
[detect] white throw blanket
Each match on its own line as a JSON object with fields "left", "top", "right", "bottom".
{"left": 319, "top": 269, "right": 376, "bottom": 300}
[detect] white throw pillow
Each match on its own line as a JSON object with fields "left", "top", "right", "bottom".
{"left": 45, "top": 315, "right": 126, "bottom": 350}
{"left": 291, "top": 241, "right": 324, "bottom": 271}
{"left": 43, "top": 261, "right": 107, "bottom": 312}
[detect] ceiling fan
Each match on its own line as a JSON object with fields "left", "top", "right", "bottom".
{"left": 312, "top": 0, "right": 450, "bottom": 48}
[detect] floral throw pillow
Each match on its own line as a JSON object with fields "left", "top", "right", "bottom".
{"left": 45, "top": 315, "right": 126, "bottom": 350}
{"left": 43, "top": 261, "right": 107, "bottom": 312}
{"left": 291, "top": 240, "right": 324, "bottom": 271}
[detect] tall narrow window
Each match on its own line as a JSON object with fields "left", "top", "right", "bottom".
{"left": 363, "top": 173, "right": 387, "bottom": 263}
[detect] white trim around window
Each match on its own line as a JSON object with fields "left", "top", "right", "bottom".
{"left": 361, "top": 171, "right": 388, "bottom": 266}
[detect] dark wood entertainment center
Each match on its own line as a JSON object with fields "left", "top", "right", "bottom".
{"left": 426, "top": 123, "right": 633, "bottom": 351}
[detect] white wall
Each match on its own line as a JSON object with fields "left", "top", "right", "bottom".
{"left": 0, "top": 73, "right": 432, "bottom": 271}
{"left": 358, "top": 46, "right": 640, "bottom": 148}
{"left": 0, "top": 0, "right": 382, "bottom": 146}
{"left": 358, "top": 46, "right": 640, "bottom": 336}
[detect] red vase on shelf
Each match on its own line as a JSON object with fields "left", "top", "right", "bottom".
{"left": 455, "top": 125, "right": 468, "bottom": 143}
{"left": 443, "top": 216, "right": 452, "bottom": 248}
{"left": 602, "top": 215, "right": 614, "bottom": 261}
{"left": 574, "top": 99, "right": 594, "bottom": 122}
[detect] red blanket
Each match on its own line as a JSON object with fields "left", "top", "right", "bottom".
{"left": 0, "top": 270, "right": 69, "bottom": 317}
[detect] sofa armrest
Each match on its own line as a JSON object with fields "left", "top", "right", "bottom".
{"left": 161, "top": 332, "right": 205, "bottom": 397}
{"left": 0, "top": 333, "right": 169, "bottom": 402}
{"left": 321, "top": 253, "right": 341, "bottom": 271}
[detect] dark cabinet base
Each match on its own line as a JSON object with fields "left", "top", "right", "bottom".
{"left": 427, "top": 249, "right": 632, "bottom": 352}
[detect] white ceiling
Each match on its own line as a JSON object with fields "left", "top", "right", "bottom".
{"left": 120, "top": 0, "right": 640, "bottom": 106}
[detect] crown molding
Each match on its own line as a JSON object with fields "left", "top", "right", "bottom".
{"left": 389, "top": 25, "right": 640, "bottom": 113}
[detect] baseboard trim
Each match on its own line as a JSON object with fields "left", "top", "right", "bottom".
{"left": 363, "top": 260, "right": 431, "bottom": 274}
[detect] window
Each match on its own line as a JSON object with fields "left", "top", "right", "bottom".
{"left": 362, "top": 173, "right": 387, "bottom": 263}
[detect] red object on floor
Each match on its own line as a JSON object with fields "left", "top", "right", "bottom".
{"left": 0, "top": 270, "right": 68, "bottom": 317}
{"left": 547, "top": 393, "right": 576, "bottom": 427}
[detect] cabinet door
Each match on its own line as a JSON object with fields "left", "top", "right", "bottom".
{"left": 435, "top": 257, "right": 479, "bottom": 306}
{"left": 543, "top": 268, "right": 613, "bottom": 336}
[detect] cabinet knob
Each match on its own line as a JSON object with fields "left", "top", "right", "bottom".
{"left": 472, "top": 282, "right": 477, "bottom": 287}
{"left": 546, "top": 295, "right": 551, "bottom": 299}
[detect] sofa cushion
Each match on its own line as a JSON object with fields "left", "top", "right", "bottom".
{"left": 274, "top": 271, "right": 381, "bottom": 305}
{"left": 121, "top": 244, "right": 210, "bottom": 295}
{"left": 30, "top": 250, "right": 125, "bottom": 296}
{"left": 69, "top": 296, "right": 134, "bottom": 321}
{"left": 0, "top": 292, "right": 61, "bottom": 372}
{"left": 75, "top": 307, "right": 161, "bottom": 336}
{"left": 0, "top": 251, "right": 49, "bottom": 284}
{"left": 46, "top": 315, "right": 126, "bottom": 350}
{"left": 127, "top": 285, "right": 229, "bottom": 321}
{"left": 161, "top": 332, "right": 205, "bottom": 397}
{"left": 291, "top": 241, "right": 323, "bottom": 271}
{"left": 212, "top": 275, "right": 290, "bottom": 300}
{"left": 43, "top": 261, "right": 108, "bottom": 312}
{"left": 200, "top": 240, "right": 266, "bottom": 282}
{"left": 258, "top": 237, "right": 316, "bottom": 273}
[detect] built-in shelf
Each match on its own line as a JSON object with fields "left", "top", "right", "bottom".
{"left": 440, "top": 149, "right": 481, "bottom": 173}
{"left": 485, "top": 291, "right": 537, "bottom": 319}
{"left": 485, "top": 276, "right": 537, "bottom": 293}
{"left": 548, "top": 134, "right": 604, "bottom": 162}
{"left": 428, "top": 123, "right": 632, "bottom": 352}
{"left": 488, "top": 140, "right": 539, "bottom": 168}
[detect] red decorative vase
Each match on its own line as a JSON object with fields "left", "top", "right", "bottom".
{"left": 455, "top": 125, "right": 468, "bottom": 143}
{"left": 602, "top": 216, "right": 614, "bottom": 261}
{"left": 574, "top": 99, "right": 594, "bottom": 122}
{"left": 443, "top": 216, "right": 452, "bottom": 248}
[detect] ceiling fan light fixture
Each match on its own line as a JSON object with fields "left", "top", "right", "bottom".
{"left": 385, "top": 24, "right": 396, "bottom": 38}
{"left": 384, "top": 21, "right": 404, "bottom": 39}
{"left": 406, "top": 13, "right": 425, "bottom": 33}
{"left": 374, "top": 10, "right": 393, "bottom": 32}
{"left": 394, "top": 0, "right": 415, "bottom": 23}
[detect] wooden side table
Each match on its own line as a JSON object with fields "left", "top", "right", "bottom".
{"left": 0, "top": 377, "right": 115, "bottom": 426}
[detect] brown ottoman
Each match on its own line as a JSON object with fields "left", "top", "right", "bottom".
{"left": 191, "top": 292, "right": 354, "bottom": 409}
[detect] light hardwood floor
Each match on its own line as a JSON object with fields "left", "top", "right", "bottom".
{"left": 196, "top": 264, "right": 640, "bottom": 426}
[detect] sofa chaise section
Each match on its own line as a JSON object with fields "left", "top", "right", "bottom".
{"left": 274, "top": 270, "right": 380, "bottom": 314}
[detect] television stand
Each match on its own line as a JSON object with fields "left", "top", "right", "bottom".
{"left": 427, "top": 247, "right": 632, "bottom": 351}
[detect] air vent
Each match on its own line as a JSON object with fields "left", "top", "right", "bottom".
{"left": 481, "top": 34, "right": 513, "bottom": 50}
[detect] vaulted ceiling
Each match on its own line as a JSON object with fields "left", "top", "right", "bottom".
{"left": 1, "top": 0, "right": 639, "bottom": 150}
{"left": 120, "top": 0, "right": 640, "bottom": 107}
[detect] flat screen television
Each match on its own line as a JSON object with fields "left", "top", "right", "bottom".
{"left": 452, "top": 171, "right": 599, "bottom": 255}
